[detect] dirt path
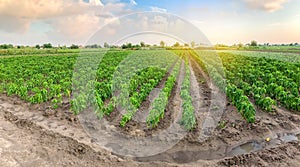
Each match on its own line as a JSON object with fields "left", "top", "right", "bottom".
{"left": 0, "top": 95, "right": 175, "bottom": 167}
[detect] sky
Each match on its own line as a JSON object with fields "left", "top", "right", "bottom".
{"left": 0, "top": 0, "right": 299, "bottom": 46}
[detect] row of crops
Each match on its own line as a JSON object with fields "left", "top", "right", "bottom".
{"left": 0, "top": 48, "right": 92, "bottom": 56}
{"left": 0, "top": 54, "right": 76, "bottom": 108}
{"left": 222, "top": 53, "right": 300, "bottom": 113}
{"left": 189, "top": 50, "right": 299, "bottom": 123}
{"left": 199, "top": 51, "right": 299, "bottom": 123}
{"left": 114, "top": 51, "right": 178, "bottom": 127}
{"left": 146, "top": 58, "right": 181, "bottom": 128}
{"left": 218, "top": 50, "right": 300, "bottom": 63}
{"left": 1, "top": 48, "right": 297, "bottom": 128}
{"left": 0, "top": 50, "right": 198, "bottom": 130}
{"left": 179, "top": 52, "right": 196, "bottom": 130}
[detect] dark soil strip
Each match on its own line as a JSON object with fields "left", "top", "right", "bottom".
{"left": 144, "top": 59, "right": 185, "bottom": 135}
{"left": 184, "top": 52, "right": 213, "bottom": 141}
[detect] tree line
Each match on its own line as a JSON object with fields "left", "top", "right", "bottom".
{"left": 1, "top": 40, "right": 299, "bottom": 50}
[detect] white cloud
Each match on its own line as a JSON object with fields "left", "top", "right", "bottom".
{"left": 48, "top": 14, "right": 100, "bottom": 39}
{"left": 243, "top": 0, "right": 289, "bottom": 12}
{"left": 90, "top": 0, "right": 104, "bottom": 6}
{"left": 0, "top": 16, "right": 31, "bottom": 33}
{"left": 150, "top": 6, "right": 167, "bottom": 13}
{"left": 0, "top": 0, "right": 96, "bottom": 32}
{"left": 267, "top": 22, "right": 284, "bottom": 27}
{"left": 130, "top": 0, "right": 137, "bottom": 6}
{"left": 96, "top": 12, "right": 210, "bottom": 46}
{"left": 0, "top": 0, "right": 130, "bottom": 44}
{"left": 0, "top": 0, "right": 82, "bottom": 19}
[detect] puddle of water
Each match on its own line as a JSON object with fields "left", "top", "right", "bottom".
{"left": 228, "top": 141, "right": 263, "bottom": 157}
{"left": 279, "top": 133, "right": 298, "bottom": 142}
{"left": 137, "top": 132, "right": 300, "bottom": 163}
{"left": 135, "top": 146, "right": 227, "bottom": 164}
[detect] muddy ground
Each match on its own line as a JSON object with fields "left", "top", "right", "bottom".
{"left": 0, "top": 95, "right": 176, "bottom": 167}
{"left": 1, "top": 92, "right": 300, "bottom": 167}
{"left": 1, "top": 57, "right": 300, "bottom": 166}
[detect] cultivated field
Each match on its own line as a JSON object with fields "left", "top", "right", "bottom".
{"left": 0, "top": 48, "right": 300, "bottom": 167}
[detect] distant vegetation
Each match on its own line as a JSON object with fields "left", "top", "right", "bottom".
{"left": 0, "top": 40, "right": 299, "bottom": 54}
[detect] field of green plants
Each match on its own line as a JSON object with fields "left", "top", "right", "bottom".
{"left": 0, "top": 49, "right": 299, "bottom": 130}
{"left": 191, "top": 50, "right": 299, "bottom": 123}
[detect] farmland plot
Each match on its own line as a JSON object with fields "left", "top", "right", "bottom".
{"left": 1, "top": 49, "right": 300, "bottom": 166}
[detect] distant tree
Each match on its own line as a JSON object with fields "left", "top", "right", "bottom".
{"left": 127, "top": 43, "right": 132, "bottom": 48}
{"left": 191, "top": 41, "right": 195, "bottom": 48}
{"left": 43, "top": 43, "right": 52, "bottom": 48}
{"left": 173, "top": 42, "right": 180, "bottom": 47}
{"left": 140, "top": 41, "right": 145, "bottom": 47}
{"left": 0, "top": 44, "right": 13, "bottom": 49}
{"left": 96, "top": 44, "right": 102, "bottom": 48}
{"left": 104, "top": 42, "right": 109, "bottom": 48}
{"left": 238, "top": 43, "right": 243, "bottom": 48}
{"left": 184, "top": 43, "right": 189, "bottom": 47}
{"left": 70, "top": 44, "right": 79, "bottom": 49}
{"left": 85, "top": 44, "right": 102, "bottom": 48}
{"left": 160, "top": 41, "right": 165, "bottom": 47}
{"left": 121, "top": 43, "right": 132, "bottom": 49}
{"left": 133, "top": 44, "right": 141, "bottom": 49}
{"left": 121, "top": 44, "right": 127, "bottom": 49}
{"left": 35, "top": 45, "right": 40, "bottom": 49}
{"left": 250, "top": 40, "right": 257, "bottom": 47}
{"left": 7, "top": 44, "right": 13, "bottom": 49}
{"left": 0, "top": 45, "right": 6, "bottom": 49}
{"left": 294, "top": 43, "right": 299, "bottom": 46}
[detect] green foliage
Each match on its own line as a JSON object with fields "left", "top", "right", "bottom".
{"left": 146, "top": 61, "right": 180, "bottom": 128}
{"left": 226, "top": 84, "right": 256, "bottom": 123}
{"left": 0, "top": 44, "right": 14, "bottom": 49}
{"left": 1, "top": 48, "right": 298, "bottom": 130}
{"left": 43, "top": 43, "right": 52, "bottom": 48}
{"left": 250, "top": 40, "right": 258, "bottom": 47}
{"left": 179, "top": 59, "right": 196, "bottom": 130}
{"left": 70, "top": 44, "right": 79, "bottom": 49}
{"left": 117, "top": 51, "right": 178, "bottom": 127}
{"left": 173, "top": 42, "right": 180, "bottom": 47}
{"left": 221, "top": 52, "right": 299, "bottom": 114}
{"left": 218, "top": 120, "right": 227, "bottom": 129}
